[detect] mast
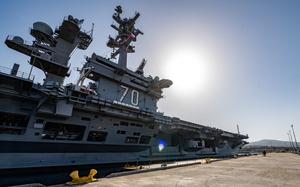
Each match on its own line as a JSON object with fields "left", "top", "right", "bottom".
{"left": 5, "top": 15, "right": 93, "bottom": 85}
{"left": 107, "top": 5, "right": 143, "bottom": 70}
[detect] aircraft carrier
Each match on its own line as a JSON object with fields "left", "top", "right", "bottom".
{"left": 0, "top": 6, "right": 248, "bottom": 175}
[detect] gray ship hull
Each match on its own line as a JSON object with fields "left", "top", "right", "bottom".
{"left": 0, "top": 143, "right": 241, "bottom": 170}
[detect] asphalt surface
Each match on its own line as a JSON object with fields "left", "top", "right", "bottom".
{"left": 54, "top": 153, "right": 300, "bottom": 187}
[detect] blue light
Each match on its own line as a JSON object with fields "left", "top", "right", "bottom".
{"left": 158, "top": 140, "right": 166, "bottom": 152}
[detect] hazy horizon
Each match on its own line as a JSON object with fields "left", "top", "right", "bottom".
{"left": 0, "top": 0, "right": 299, "bottom": 142}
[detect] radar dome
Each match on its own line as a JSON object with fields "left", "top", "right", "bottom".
{"left": 32, "top": 22, "right": 53, "bottom": 36}
{"left": 12, "top": 36, "right": 24, "bottom": 44}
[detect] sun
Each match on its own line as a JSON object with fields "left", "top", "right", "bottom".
{"left": 164, "top": 48, "right": 210, "bottom": 94}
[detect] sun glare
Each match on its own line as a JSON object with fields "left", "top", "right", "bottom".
{"left": 164, "top": 48, "right": 210, "bottom": 94}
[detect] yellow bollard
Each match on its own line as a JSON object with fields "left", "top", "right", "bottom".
{"left": 67, "top": 169, "right": 98, "bottom": 185}
{"left": 205, "top": 158, "right": 211, "bottom": 164}
{"left": 123, "top": 164, "right": 143, "bottom": 170}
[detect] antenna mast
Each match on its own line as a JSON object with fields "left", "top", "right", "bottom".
{"left": 107, "top": 5, "right": 143, "bottom": 69}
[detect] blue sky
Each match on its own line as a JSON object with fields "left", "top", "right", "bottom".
{"left": 0, "top": 0, "right": 299, "bottom": 142}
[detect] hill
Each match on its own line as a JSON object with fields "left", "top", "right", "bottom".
{"left": 244, "top": 139, "right": 299, "bottom": 148}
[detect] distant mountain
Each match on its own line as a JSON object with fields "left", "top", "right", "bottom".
{"left": 244, "top": 139, "right": 300, "bottom": 148}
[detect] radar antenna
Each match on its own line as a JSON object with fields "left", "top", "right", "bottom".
{"left": 107, "top": 5, "right": 143, "bottom": 69}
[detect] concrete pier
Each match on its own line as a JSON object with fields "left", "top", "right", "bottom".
{"left": 54, "top": 153, "right": 300, "bottom": 187}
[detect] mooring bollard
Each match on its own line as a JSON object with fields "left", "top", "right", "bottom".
{"left": 66, "top": 169, "right": 98, "bottom": 185}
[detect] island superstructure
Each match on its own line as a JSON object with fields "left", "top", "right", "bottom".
{"left": 0, "top": 6, "right": 248, "bottom": 172}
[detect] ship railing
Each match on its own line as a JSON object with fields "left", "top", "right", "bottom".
{"left": 0, "top": 66, "right": 35, "bottom": 81}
